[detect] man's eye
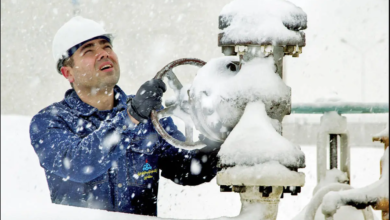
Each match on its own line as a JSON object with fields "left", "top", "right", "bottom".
{"left": 84, "top": 50, "right": 92, "bottom": 54}
{"left": 105, "top": 45, "right": 112, "bottom": 49}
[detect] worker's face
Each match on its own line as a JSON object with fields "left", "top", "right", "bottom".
{"left": 66, "top": 38, "right": 120, "bottom": 93}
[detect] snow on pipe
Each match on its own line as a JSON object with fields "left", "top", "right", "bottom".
{"left": 292, "top": 117, "right": 388, "bottom": 220}
{"left": 215, "top": 100, "right": 305, "bottom": 220}
{"left": 292, "top": 182, "right": 374, "bottom": 220}
{"left": 218, "top": 0, "right": 307, "bottom": 82}
{"left": 316, "top": 112, "right": 350, "bottom": 183}
{"left": 321, "top": 147, "right": 389, "bottom": 219}
{"left": 217, "top": 101, "right": 305, "bottom": 170}
{"left": 218, "top": 0, "right": 307, "bottom": 47}
{"left": 210, "top": 1, "right": 306, "bottom": 219}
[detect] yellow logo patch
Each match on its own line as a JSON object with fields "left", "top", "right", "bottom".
{"left": 137, "top": 169, "right": 158, "bottom": 180}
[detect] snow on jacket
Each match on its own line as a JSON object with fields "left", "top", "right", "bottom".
{"left": 29, "top": 85, "right": 218, "bottom": 216}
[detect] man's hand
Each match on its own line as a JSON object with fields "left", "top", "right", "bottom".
{"left": 128, "top": 79, "right": 167, "bottom": 123}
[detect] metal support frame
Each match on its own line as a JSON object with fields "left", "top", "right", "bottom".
{"left": 317, "top": 111, "right": 350, "bottom": 183}
{"left": 273, "top": 46, "right": 284, "bottom": 79}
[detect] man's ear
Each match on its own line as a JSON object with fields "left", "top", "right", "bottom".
{"left": 60, "top": 66, "right": 74, "bottom": 83}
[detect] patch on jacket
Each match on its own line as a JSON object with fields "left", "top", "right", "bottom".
{"left": 138, "top": 159, "right": 157, "bottom": 181}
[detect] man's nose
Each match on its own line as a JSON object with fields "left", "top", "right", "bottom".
{"left": 97, "top": 49, "right": 109, "bottom": 60}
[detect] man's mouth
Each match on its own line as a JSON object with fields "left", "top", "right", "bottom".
{"left": 100, "top": 64, "right": 113, "bottom": 71}
{"left": 99, "top": 62, "right": 114, "bottom": 72}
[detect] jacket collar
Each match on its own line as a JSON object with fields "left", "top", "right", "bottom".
{"left": 64, "top": 85, "right": 128, "bottom": 116}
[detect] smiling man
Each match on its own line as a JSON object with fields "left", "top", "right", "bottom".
{"left": 29, "top": 16, "right": 222, "bottom": 216}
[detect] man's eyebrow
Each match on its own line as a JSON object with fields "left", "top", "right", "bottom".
{"left": 79, "top": 43, "right": 94, "bottom": 53}
{"left": 99, "top": 39, "right": 111, "bottom": 46}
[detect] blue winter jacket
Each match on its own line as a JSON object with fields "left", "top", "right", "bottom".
{"left": 29, "top": 85, "right": 218, "bottom": 216}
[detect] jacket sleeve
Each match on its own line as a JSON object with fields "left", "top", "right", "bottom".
{"left": 30, "top": 109, "right": 133, "bottom": 183}
{"left": 157, "top": 117, "right": 218, "bottom": 186}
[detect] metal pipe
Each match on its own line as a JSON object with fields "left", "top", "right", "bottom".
{"left": 330, "top": 134, "right": 338, "bottom": 169}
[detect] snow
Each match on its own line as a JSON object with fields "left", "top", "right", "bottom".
{"left": 189, "top": 56, "right": 290, "bottom": 142}
{"left": 191, "top": 56, "right": 290, "bottom": 109}
{"left": 189, "top": 42, "right": 303, "bottom": 171}
{"left": 217, "top": 161, "right": 305, "bottom": 187}
{"left": 189, "top": 56, "right": 239, "bottom": 127}
{"left": 190, "top": 159, "right": 202, "bottom": 175}
{"left": 293, "top": 183, "right": 370, "bottom": 220}
{"left": 321, "top": 147, "right": 389, "bottom": 219}
{"left": 219, "top": 0, "right": 307, "bottom": 45}
{"left": 218, "top": 101, "right": 305, "bottom": 168}
{"left": 312, "top": 169, "right": 349, "bottom": 196}
{"left": 318, "top": 111, "right": 347, "bottom": 133}
{"left": 292, "top": 168, "right": 378, "bottom": 220}
{"left": 1, "top": 115, "right": 384, "bottom": 220}
{"left": 101, "top": 131, "right": 121, "bottom": 152}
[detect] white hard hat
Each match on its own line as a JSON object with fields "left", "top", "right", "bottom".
{"left": 52, "top": 16, "right": 113, "bottom": 73}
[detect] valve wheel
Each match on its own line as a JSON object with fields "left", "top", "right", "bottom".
{"left": 151, "top": 58, "right": 207, "bottom": 150}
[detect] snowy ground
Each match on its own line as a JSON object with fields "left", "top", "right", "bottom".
{"left": 1, "top": 115, "right": 384, "bottom": 220}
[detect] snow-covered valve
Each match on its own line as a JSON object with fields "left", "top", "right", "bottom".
{"left": 218, "top": 0, "right": 307, "bottom": 78}
{"left": 215, "top": 0, "right": 307, "bottom": 219}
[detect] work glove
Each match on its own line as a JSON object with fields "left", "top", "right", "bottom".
{"left": 198, "top": 134, "right": 223, "bottom": 156}
{"left": 128, "top": 79, "right": 167, "bottom": 123}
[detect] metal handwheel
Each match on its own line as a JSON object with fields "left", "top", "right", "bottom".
{"left": 151, "top": 58, "right": 207, "bottom": 150}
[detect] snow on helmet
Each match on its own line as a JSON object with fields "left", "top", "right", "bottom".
{"left": 52, "top": 16, "right": 113, "bottom": 74}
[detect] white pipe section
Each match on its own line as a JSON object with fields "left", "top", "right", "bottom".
{"left": 317, "top": 111, "right": 350, "bottom": 183}
{"left": 292, "top": 183, "right": 374, "bottom": 220}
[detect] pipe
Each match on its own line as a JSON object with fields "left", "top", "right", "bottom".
{"left": 292, "top": 183, "right": 374, "bottom": 220}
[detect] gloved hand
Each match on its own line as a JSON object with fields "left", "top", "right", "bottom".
{"left": 128, "top": 79, "right": 167, "bottom": 123}
{"left": 198, "top": 134, "right": 223, "bottom": 155}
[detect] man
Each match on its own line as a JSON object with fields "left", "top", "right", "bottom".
{"left": 29, "top": 16, "right": 221, "bottom": 216}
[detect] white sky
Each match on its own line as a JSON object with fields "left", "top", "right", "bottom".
{"left": 285, "top": 0, "right": 388, "bottom": 103}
